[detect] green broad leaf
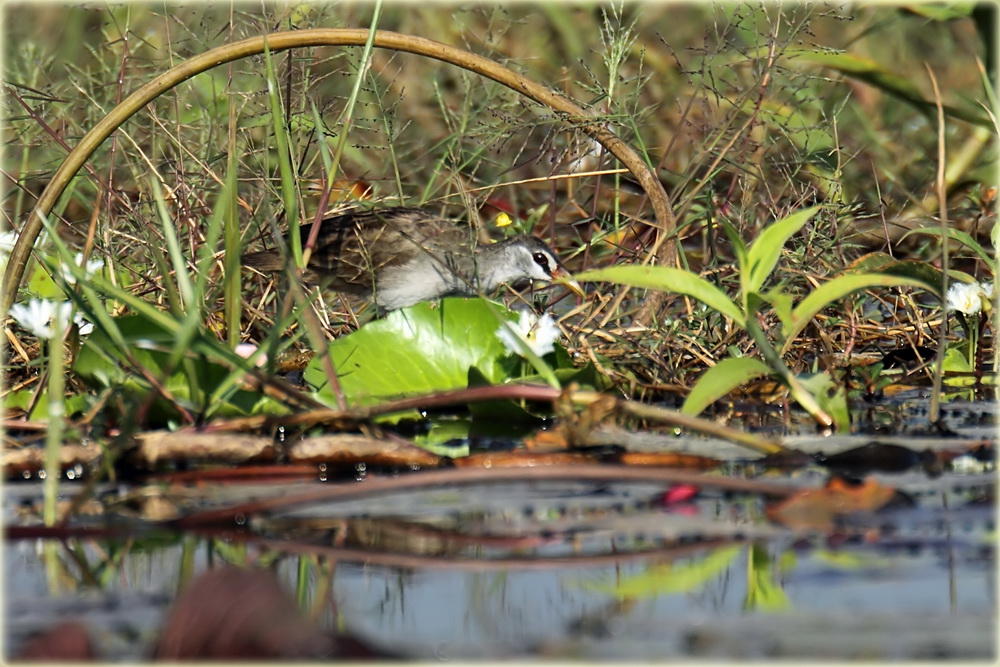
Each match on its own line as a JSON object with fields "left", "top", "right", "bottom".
{"left": 781, "top": 272, "right": 937, "bottom": 352}
{"left": 746, "top": 206, "right": 820, "bottom": 295}
{"left": 846, "top": 254, "right": 951, "bottom": 296}
{"left": 681, "top": 356, "right": 771, "bottom": 416}
{"left": 575, "top": 265, "right": 745, "bottom": 325}
{"left": 306, "top": 298, "right": 522, "bottom": 409}
{"left": 515, "top": 346, "right": 608, "bottom": 391}
{"left": 466, "top": 366, "right": 543, "bottom": 426}
{"left": 744, "top": 545, "right": 792, "bottom": 612}
{"left": 798, "top": 371, "right": 850, "bottom": 433}
{"left": 26, "top": 262, "right": 61, "bottom": 299}
{"left": 4, "top": 390, "right": 89, "bottom": 421}
{"left": 942, "top": 346, "right": 975, "bottom": 387}
{"left": 900, "top": 227, "right": 995, "bottom": 266}
{"left": 580, "top": 545, "right": 743, "bottom": 599}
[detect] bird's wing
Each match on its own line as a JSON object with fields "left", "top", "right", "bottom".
{"left": 304, "top": 208, "right": 475, "bottom": 292}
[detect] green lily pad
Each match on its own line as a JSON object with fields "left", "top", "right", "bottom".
{"left": 307, "top": 298, "right": 528, "bottom": 408}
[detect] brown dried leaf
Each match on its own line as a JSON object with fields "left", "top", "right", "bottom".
{"left": 3, "top": 443, "right": 101, "bottom": 476}
{"left": 287, "top": 434, "right": 441, "bottom": 467}
{"left": 137, "top": 431, "right": 276, "bottom": 465}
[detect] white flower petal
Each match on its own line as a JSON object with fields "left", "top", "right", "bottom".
{"left": 526, "top": 313, "right": 560, "bottom": 357}
{"left": 9, "top": 298, "right": 73, "bottom": 339}
{"left": 945, "top": 282, "right": 983, "bottom": 315}
{"left": 495, "top": 310, "right": 562, "bottom": 358}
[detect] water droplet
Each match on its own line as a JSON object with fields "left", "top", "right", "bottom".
{"left": 37, "top": 470, "right": 46, "bottom": 480}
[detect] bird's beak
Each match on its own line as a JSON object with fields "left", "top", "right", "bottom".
{"left": 550, "top": 266, "right": 586, "bottom": 298}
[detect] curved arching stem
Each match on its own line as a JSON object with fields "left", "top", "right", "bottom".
{"left": 2, "top": 29, "right": 674, "bottom": 314}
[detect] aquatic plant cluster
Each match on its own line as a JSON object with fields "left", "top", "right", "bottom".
{"left": 1, "top": 4, "right": 994, "bottom": 662}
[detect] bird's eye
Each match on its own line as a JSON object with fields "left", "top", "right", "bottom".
{"left": 532, "top": 252, "right": 551, "bottom": 273}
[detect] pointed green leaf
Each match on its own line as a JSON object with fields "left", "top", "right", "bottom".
{"left": 682, "top": 356, "right": 771, "bottom": 416}
{"left": 746, "top": 206, "right": 820, "bottom": 294}
{"left": 846, "top": 254, "right": 950, "bottom": 297}
{"left": 781, "top": 272, "right": 936, "bottom": 352}
{"left": 576, "top": 265, "right": 745, "bottom": 325}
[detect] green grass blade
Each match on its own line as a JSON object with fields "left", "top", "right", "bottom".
{"left": 222, "top": 152, "right": 241, "bottom": 347}
{"left": 262, "top": 36, "right": 301, "bottom": 265}
{"left": 150, "top": 178, "right": 195, "bottom": 310}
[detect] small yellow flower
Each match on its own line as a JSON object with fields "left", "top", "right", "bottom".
{"left": 494, "top": 212, "right": 513, "bottom": 228}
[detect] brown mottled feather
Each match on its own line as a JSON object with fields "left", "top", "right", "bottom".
{"left": 244, "top": 207, "right": 476, "bottom": 296}
{"left": 243, "top": 206, "right": 577, "bottom": 310}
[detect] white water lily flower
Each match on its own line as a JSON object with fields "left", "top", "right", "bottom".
{"left": 61, "top": 252, "right": 104, "bottom": 285}
{"left": 9, "top": 298, "right": 93, "bottom": 339}
{"left": 9, "top": 298, "right": 73, "bottom": 339}
{"left": 945, "top": 282, "right": 984, "bottom": 315}
{"left": 496, "top": 310, "right": 561, "bottom": 358}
